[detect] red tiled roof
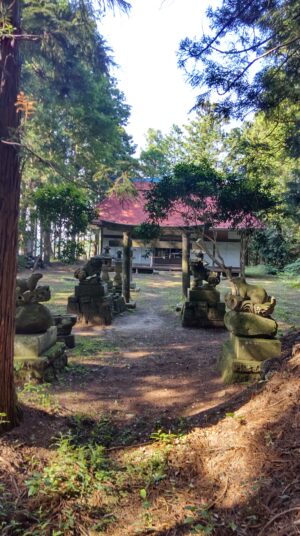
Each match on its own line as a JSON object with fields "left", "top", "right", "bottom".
{"left": 95, "top": 181, "right": 259, "bottom": 229}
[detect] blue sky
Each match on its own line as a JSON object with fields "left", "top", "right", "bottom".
{"left": 100, "top": 0, "right": 210, "bottom": 154}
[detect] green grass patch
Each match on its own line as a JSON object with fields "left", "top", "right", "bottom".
{"left": 70, "top": 336, "right": 117, "bottom": 359}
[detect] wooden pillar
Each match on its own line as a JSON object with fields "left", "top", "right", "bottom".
{"left": 122, "top": 231, "right": 132, "bottom": 303}
{"left": 99, "top": 226, "right": 103, "bottom": 254}
{"left": 93, "top": 228, "right": 100, "bottom": 256}
{"left": 182, "top": 230, "right": 191, "bottom": 298}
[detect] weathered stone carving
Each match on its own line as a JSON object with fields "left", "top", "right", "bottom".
{"left": 52, "top": 314, "right": 77, "bottom": 348}
{"left": 219, "top": 278, "right": 281, "bottom": 383}
{"left": 68, "top": 256, "right": 112, "bottom": 325}
{"left": 224, "top": 278, "right": 276, "bottom": 317}
{"left": 74, "top": 255, "right": 103, "bottom": 282}
{"left": 14, "top": 274, "right": 69, "bottom": 383}
{"left": 181, "top": 251, "right": 225, "bottom": 328}
{"left": 16, "top": 273, "right": 53, "bottom": 334}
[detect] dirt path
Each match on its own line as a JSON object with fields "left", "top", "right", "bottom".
{"left": 52, "top": 272, "right": 242, "bottom": 435}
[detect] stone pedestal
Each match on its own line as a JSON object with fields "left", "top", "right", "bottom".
{"left": 15, "top": 326, "right": 57, "bottom": 358}
{"left": 52, "top": 314, "right": 77, "bottom": 348}
{"left": 182, "top": 286, "right": 225, "bottom": 328}
{"left": 68, "top": 279, "right": 112, "bottom": 325}
{"left": 14, "top": 328, "right": 67, "bottom": 383}
{"left": 219, "top": 311, "right": 281, "bottom": 383}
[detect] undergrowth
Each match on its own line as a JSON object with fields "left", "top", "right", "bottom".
{"left": 0, "top": 428, "right": 173, "bottom": 536}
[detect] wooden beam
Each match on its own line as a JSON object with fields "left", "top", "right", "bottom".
{"left": 122, "top": 231, "right": 132, "bottom": 303}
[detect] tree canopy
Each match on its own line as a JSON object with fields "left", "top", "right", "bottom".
{"left": 178, "top": 0, "right": 300, "bottom": 153}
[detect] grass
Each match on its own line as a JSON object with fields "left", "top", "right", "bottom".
{"left": 70, "top": 336, "right": 117, "bottom": 359}
{"left": 19, "top": 382, "right": 60, "bottom": 411}
{"left": 0, "top": 423, "right": 172, "bottom": 536}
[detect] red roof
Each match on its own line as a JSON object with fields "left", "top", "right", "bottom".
{"left": 95, "top": 182, "right": 259, "bottom": 229}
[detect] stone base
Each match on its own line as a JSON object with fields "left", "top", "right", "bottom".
{"left": 182, "top": 300, "right": 225, "bottom": 328}
{"left": 52, "top": 314, "right": 77, "bottom": 336}
{"left": 219, "top": 337, "right": 281, "bottom": 383}
{"left": 14, "top": 342, "right": 67, "bottom": 384}
{"left": 74, "top": 281, "right": 108, "bottom": 298}
{"left": 126, "top": 301, "right": 136, "bottom": 310}
{"left": 230, "top": 334, "right": 281, "bottom": 362}
{"left": 68, "top": 295, "right": 113, "bottom": 326}
{"left": 188, "top": 287, "right": 220, "bottom": 305}
{"left": 14, "top": 326, "right": 57, "bottom": 358}
{"left": 113, "top": 295, "right": 127, "bottom": 314}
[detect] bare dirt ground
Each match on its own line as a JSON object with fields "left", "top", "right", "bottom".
{"left": 54, "top": 272, "right": 242, "bottom": 426}
{"left": 1, "top": 268, "right": 300, "bottom": 535}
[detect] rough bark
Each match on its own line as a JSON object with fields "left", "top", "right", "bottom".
{"left": 0, "top": 0, "right": 22, "bottom": 428}
{"left": 43, "top": 228, "right": 52, "bottom": 265}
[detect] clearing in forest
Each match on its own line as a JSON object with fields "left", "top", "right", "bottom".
{"left": 1, "top": 268, "right": 299, "bottom": 535}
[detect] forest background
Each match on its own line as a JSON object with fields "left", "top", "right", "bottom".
{"left": 0, "top": 0, "right": 299, "bottom": 427}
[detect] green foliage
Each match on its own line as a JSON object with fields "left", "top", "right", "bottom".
{"left": 70, "top": 336, "right": 117, "bottom": 358}
{"left": 146, "top": 161, "right": 274, "bottom": 228}
{"left": 60, "top": 240, "right": 85, "bottom": 264}
{"left": 20, "top": 383, "right": 59, "bottom": 410}
{"left": 34, "top": 183, "right": 94, "bottom": 260}
{"left": 150, "top": 429, "right": 183, "bottom": 445}
{"left": 250, "top": 226, "right": 292, "bottom": 269}
{"left": 17, "top": 254, "right": 27, "bottom": 270}
{"left": 284, "top": 258, "right": 300, "bottom": 276}
{"left": 25, "top": 434, "right": 110, "bottom": 498}
{"left": 19, "top": 0, "right": 137, "bottom": 262}
{"left": 178, "top": 0, "right": 300, "bottom": 136}
{"left": 139, "top": 126, "right": 185, "bottom": 177}
{"left": 133, "top": 222, "right": 161, "bottom": 242}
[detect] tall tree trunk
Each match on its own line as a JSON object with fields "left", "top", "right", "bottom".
{"left": 0, "top": 0, "right": 22, "bottom": 428}
{"left": 39, "top": 220, "right": 43, "bottom": 258}
{"left": 43, "top": 228, "right": 52, "bottom": 265}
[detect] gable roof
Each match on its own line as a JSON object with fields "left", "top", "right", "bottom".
{"left": 95, "top": 181, "right": 260, "bottom": 230}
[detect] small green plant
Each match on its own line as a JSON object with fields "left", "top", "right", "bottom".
{"left": 125, "top": 449, "right": 168, "bottom": 488}
{"left": 183, "top": 506, "right": 216, "bottom": 534}
{"left": 150, "top": 428, "right": 183, "bottom": 444}
{"left": 0, "top": 413, "right": 9, "bottom": 425}
{"left": 71, "top": 337, "right": 117, "bottom": 358}
{"left": 68, "top": 413, "right": 119, "bottom": 447}
{"left": 25, "top": 434, "right": 112, "bottom": 498}
{"left": 20, "top": 383, "right": 59, "bottom": 410}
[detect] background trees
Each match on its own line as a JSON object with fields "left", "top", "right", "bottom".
{"left": 0, "top": 0, "right": 132, "bottom": 429}
{"left": 178, "top": 0, "right": 300, "bottom": 129}
{"left": 19, "top": 0, "right": 136, "bottom": 262}
{"left": 146, "top": 161, "right": 275, "bottom": 278}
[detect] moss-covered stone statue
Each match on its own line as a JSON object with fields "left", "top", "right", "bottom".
{"left": 16, "top": 273, "right": 53, "bottom": 334}
{"left": 14, "top": 273, "right": 68, "bottom": 383}
{"left": 181, "top": 251, "right": 225, "bottom": 328}
{"left": 219, "top": 278, "right": 281, "bottom": 383}
{"left": 68, "top": 256, "right": 113, "bottom": 325}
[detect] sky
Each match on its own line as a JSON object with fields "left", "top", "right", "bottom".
{"left": 100, "top": 0, "right": 210, "bottom": 154}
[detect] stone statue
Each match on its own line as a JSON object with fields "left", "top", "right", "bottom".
{"left": 15, "top": 273, "right": 53, "bottom": 334}
{"left": 74, "top": 256, "right": 103, "bottom": 282}
{"left": 219, "top": 277, "right": 281, "bottom": 383}
{"left": 190, "top": 250, "right": 220, "bottom": 289}
{"left": 224, "top": 278, "right": 276, "bottom": 317}
{"left": 16, "top": 272, "right": 43, "bottom": 294}
{"left": 181, "top": 250, "right": 225, "bottom": 328}
{"left": 68, "top": 255, "right": 112, "bottom": 325}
